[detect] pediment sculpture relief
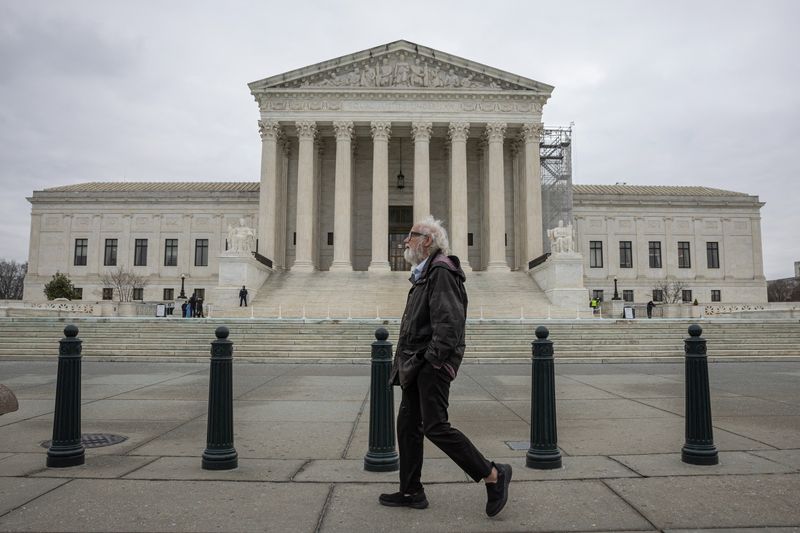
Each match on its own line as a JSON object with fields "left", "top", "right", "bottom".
{"left": 275, "top": 53, "right": 522, "bottom": 90}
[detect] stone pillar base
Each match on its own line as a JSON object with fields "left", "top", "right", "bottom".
{"left": 329, "top": 262, "right": 353, "bottom": 272}
{"left": 530, "top": 253, "right": 589, "bottom": 312}
{"left": 214, "top": 254, "right": 272, "bottom": 308}
{"left": 368, "top": 262, "right": 391, "bottom": 272}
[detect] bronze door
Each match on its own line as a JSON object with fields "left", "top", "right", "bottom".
{"left": 389, "top": 233, "right": 411, "bottom": 271}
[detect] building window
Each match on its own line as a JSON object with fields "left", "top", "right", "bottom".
{"left": 132, "top": 288, "right": 143, "bottom": 301}
{"left": 652, "top": 289, "right": 664, "bottom": 302}
{"left": 592, "top": 289, "right": 604, "bottom": 302}
{"left": 104, "top": 239, "right": 118, "bottom": 266}
{"left": 711, "top": 289, "right": 721, "bottom": 302}
{"left": 194, "top": 239, "right": 209, "bottom": 267}
{"left": 73, "top": 288, "right": 83, "bottom": 300}
{"left": 163, "top": 288, "right": 174, "bottom": 300}
{"left": 327, "top": 232, "right": 334, "bottom": 246}
{"left": 468, "top": 233, "right": 473, "bottom": 246}
{"left": 648, "top": 241, "right": 662, "bottom": 268}
{"left": 707, "top": 242, "right": 720, "bottom": 269}
{"left": 102, "top": 288, "right": 113, "bottom": 300}
{"left": 505, "top": 233, "right": 508, "bottom": 246}
{"left": 619, "top": 241, "right": 633, "bottom": 268}
{"left": 623, "top": 290, "right": 634, "bottom": 302}
{"left": 195, "top": 288, "right": 205, "bottom": 300}
{"left": 134, "top": 239, "right": 148, "bottom": 266}
{"left": 164, "top": 239, "right": 178, "bottom": 266}
{"left": 682, "top": 289, "right": 693, "bottom": 303}
{"left": 293, "top": 232, "right": 296, "bottom": 246}
{"left": 74, "top": 239, "right": 88, "bottom": 266}
{"left": 678, "top": 241, "right": 691, "bottom": 268}
{"left": 589, "top": 241, "right": 603, "bottom": 268}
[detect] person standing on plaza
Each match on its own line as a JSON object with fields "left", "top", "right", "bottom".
{"left": 239, "top": 285, "right": 248, "bottom": 307}
{"left": 188, "top": 292, "right": 197, "bottom": 319}
{"left": 647, "top": 300, "right": 656, "bottom": 319}
{"left": 379, "top": 215, "right": 512, "bottom": 517}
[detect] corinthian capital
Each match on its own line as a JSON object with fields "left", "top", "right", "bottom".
{"left": 411, "top": 121, "right": 433, "bottom": 142}
{"left": 370, "top": 121, "right": 391, "bottom": 141}
{"left": 333, "top": 121, "right": 354, "bottom": 141}
{"left": 448, "top": 122, "right": 470, "bottom": 143}
{"left": 258, "top": 119, "right": 281, "bottom": 141}
{"left": 520, "top": 122, "right": 544, "bottom": 143}
{"left": 295, "top": 121, "right": 317, "bottom": 140}
{"left": 485, "top": 122, "right": 507, "bottom": 143}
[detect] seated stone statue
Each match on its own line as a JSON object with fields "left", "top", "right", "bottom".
{"left": 226, "top": 218, "right": 256, "bottom": 256}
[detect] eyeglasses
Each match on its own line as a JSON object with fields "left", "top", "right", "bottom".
{"left": 407, "top": 231, "right": 429, "bottom": 240}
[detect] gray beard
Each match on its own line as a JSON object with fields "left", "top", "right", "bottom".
{"left": 404, "top": 246, "right": 424, "bottom": 267}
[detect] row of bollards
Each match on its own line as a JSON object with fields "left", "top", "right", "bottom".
{"left": 46, "top": 323, "right": 717, "bottom": 471}
{"left": 46, "top": 325, "right": 238, "bottom": 470}
{"left": 363, "top": 324, "right": 719, "bottom": 471}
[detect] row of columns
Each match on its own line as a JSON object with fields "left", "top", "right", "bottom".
{"left": 258, "top": 119, "right": 544, "bottom": 272}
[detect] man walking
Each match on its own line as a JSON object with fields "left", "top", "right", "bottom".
{"left": 239, "top": 285, "right": 248, "bottom": 307}
{"left": 379, "top": 216, "right": 512, "bottom": 517}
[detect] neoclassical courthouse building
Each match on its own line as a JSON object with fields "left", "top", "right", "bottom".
{"left": 22, "top": 41, "right": 767, "bottom": 311}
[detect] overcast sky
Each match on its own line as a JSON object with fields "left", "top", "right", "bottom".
{"left": 1, "top": 0, "right": 797, "bottom": 279}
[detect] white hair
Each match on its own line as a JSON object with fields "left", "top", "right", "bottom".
{"left": 416, "top": 215, "right": 450, "bottom": 255}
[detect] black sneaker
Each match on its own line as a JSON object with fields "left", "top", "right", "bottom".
{"left": 378, "top": 490, "right": 429, "bottom": 509}
{"left": 485, "top": 462, "right": 512, "bottom": 517}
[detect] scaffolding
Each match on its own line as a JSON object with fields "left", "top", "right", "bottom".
{"left": 540, "top": 125, "right": 574, "bottom": 252}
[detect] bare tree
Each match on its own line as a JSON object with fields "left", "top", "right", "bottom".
{"left": 768, "top": 278, "right": 799, "bottom": 302}
{"left": 652, "top": 280, "right": 688, "bottom": 303}
{"left": 0, "top": 260, "right": 27, "bottom": 300}
{"left": 100, "top": 267, "right": 148, "bottom": 302}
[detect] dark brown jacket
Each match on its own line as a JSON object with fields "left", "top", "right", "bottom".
{"left": 390, "top": 249, "right": 468, "bottom": 388}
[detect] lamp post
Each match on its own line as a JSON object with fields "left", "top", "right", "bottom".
{"left": 396, "top": 138, "right": 405, "bottom": 189}
{"left": 179, "top": 274, "right": 187, "bottom": 299}
{"left": 612, "top": 277, "right": 621, "bottom": 300}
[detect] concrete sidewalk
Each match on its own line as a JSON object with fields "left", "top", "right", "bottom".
{"left": 0, "top": 360, "right": 799, "bottom": 532}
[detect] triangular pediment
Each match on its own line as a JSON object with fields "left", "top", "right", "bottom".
{"left": 249, "top": 40, "right": 553, "bottom": 94}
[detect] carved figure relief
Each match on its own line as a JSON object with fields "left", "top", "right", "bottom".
{"left": 279, "top": 52, "right": 522, "bottom": 90}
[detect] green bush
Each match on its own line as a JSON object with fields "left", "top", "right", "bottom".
{"left": 43, "top": 272, "right": 79, "bottom": 300}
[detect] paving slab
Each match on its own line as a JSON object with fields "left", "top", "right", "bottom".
{"left": 611, "top": 452, "right": 795, "bottom": 477}
{"left": 504, "top": 398, "right": 679, "bottom": 422}
{"left": 123, "top": 456, "right": 305, "bottom": 481}
{"left": 667, "top": 528, "right": 800, "bottom": 533}
{"left": 320, "top": 480, "right": 653, "bottom": 532}
{"left": 132, "top": 419, "right": 353, "bottom": 459}
{"left": 238, "top": 375, "right": 369, "bottom": 401}
{"left": 564, "top": 374, "right": 689, "bottom": 398}
{"left": 605, "top": 474, "right": 800, "bottom": 529}
{"left": 0, "top": 479, "right": 329, "bottom": 532}
{"left": 229, "top": 399, "right": 363, "bottom": 422}
{"left": 0, "top": 477, "right": 68, "bottom": 516}
{"left": 31, "top": 455, "right": 156, "bottom": 479}
{"left": 469, "top": 375, "right": 617, "bottom": 400}
{"left": 557, "top": 417, "right": 773, "bottom": 456}
{"left": 0, "top": 453, "right": 12, "bottom": 462}
{"left": 0, "top": 399, "right": 56, "bottom": 427}
{"left": 637, "top": 396, "right": 800, "bottom": 417}
{"left": 0, "top": 453, "right": 48, "bottom": 477}
{"left": 294, "top": 458, "right": 470, "bottom": 483}
{"left": 503, "top": 455, "right": 640, "bottom": 481}
{"left": 749, "top": 449, "right": 800, "bottom": 470}
{"left": 713, "top": 416, "right": 800, "bottom": 449}
{"left": 69, "top": 399, "right": 207, "bottom": 421}
{"left": 12, "top": 382, "right": 146, "bottom": 400}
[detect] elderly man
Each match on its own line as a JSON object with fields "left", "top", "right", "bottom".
{"left": 379, "top": 216, "right": 512, "bottom": 517}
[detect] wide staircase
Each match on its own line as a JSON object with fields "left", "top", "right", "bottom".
{"left": 1, "top": 317, "right": 799, "bottom": 362}
{"left": 217, "top": 270, "right": 569, "bottom": 320}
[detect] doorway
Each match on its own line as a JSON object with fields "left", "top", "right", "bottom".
{"left": 388, "top": 206, "right": 413, "bottom": 272}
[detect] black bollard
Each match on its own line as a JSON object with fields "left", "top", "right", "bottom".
{"left": 364, "top": 327, "right": 399, "bottom": 472}
{"left": 202, "top": 326, "right": 238, "bottom": 470}
{"left": 47, "top": 325, "right": 85, "bottom": 467}
{"left": 526, "top": 326, "right": 562, "bottom": 469}
{"left": 682, "top": 324, "right": 719, "bottom": 465}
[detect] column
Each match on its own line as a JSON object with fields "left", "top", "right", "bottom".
{"left": 751, "top": 217, "right": 765, "bottom": 280}
{"left": 62, "top": 215, "right": 73, "bottom": 272}
{"left": 448, "top": 122, "right": 470, "bottom": 269}
{"left": 369, "top": 121, "right": 391, "bottom": 272}
{"left": 120, "top": 215, "right": 132, "bottom": 268}
{"left": 330, "top": 121, "right": 354, "bottom": 271}
{"left": 27, "top": 214, "right": 41, "bottom": 279}
{"left": 411, "top": 121, "right": 432, "bottom": 221}
{"left": 521, "top": 123, "right": 544, "bottom": 264}
{"left": 276, "top": 137, "right": 290, "bottom": 270}
{"left": 293, "top": 121, "right": 317, "bottom": 272}
{"left": 485, "top": 122, "right": 509, "bottom": 271}
{"left": 257, "top": 119, "right": 281, "bottom": 262}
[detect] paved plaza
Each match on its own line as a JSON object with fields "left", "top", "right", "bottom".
{"left": 0, "top": 359, "right": 799, "bottom": 532}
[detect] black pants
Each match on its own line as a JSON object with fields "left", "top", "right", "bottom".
{"left": 397, "top": 362, "right": 492, "bottom": 494}
{"left": 240, "top": 297, "right": 247, "bottom": 307}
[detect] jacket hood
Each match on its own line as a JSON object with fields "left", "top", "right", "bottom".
{"left": 424, "top": 249, "right": 466, "bottom": 282}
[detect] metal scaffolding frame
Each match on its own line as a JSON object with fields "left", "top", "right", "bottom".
{"left": 540, "top": 125, "right": 573, "bottom": 252}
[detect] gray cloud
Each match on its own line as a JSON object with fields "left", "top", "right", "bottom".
{"left": 0, "top": 0, "right": 797, "bottom": 279}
